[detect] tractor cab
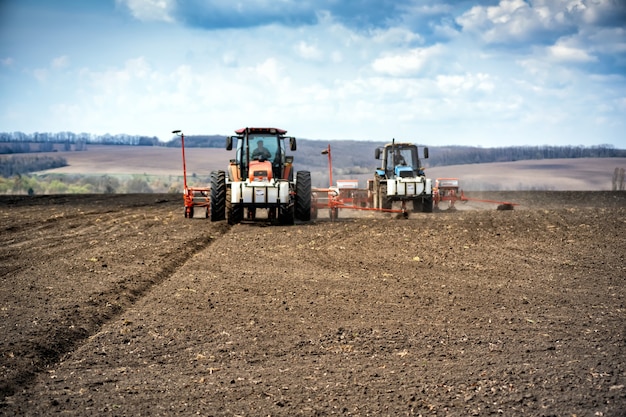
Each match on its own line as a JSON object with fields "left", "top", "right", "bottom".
{"left": 375, "top": 143, "right": 428, "bottom": 179}
{"left": 226, "top": 127, "right": 297, "bottom": 182}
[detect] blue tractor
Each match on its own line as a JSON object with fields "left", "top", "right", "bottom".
{"left": 372, "top": 141, "right": 433, "bottom": 213}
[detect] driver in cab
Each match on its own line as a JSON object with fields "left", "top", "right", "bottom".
{"left": 393, "top": 149, "right": 406, "bottom": 165}
{"left": 251, "top": 140, "right": 271, "bottom": 160}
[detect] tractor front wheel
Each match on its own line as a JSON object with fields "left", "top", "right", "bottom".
{"left": 422, "top": 197, "right": 433, "bottom": 213}
{"left": 226, "top": 188, "right": 243, "bottom": 225}
{"left": 278, "top": 204, "right": 295, "bottom": 225}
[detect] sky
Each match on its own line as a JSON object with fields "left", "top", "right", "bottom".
{"left": 0, "top": 0, "right": 625, "bottom": 147}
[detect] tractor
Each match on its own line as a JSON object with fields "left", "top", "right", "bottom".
{"left": 209, "top": 127, "right": 312, "bottom": 225}
{"left": 370, "top": 140, "right": 433, "bottom": 213}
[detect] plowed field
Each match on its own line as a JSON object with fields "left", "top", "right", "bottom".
{"left": 1, "top": 192, "right": 625, "bottom": 416}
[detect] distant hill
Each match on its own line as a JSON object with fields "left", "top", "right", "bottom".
{"left": 4, "top": 144, "right": 623, "bottom": 191}
{"left": 2, "top": 131, "right": 626, "bottom": 191}
{"left": 2, "top": 130, "right": 624, "bottom": 169}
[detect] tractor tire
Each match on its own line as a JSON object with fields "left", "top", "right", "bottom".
{"left": 422, "top": 196, "right": 433, "bottom": 213}
{"left": 295, "top": 171, "right": 312, "bottom": 221}
{"left": 412, "top": 199, "right": 422, "bottom": 213}
{"left": 379, "top": 184, "right": 392, "bottom": 210}
{"left": 210, "top": 171, "right": 226, "bottom": 221}
{"left": 278, "top": 204, "right": 295, "bottom": 225}
{"left": 226, "top": 188, "right": 243, "bottom": 225}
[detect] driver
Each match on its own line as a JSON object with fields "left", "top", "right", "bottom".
{"left": 251, "top": 140, "right": 271, "bottom": 160}
{"left": 393, "top": 149, "right": 406, "bottom": 165}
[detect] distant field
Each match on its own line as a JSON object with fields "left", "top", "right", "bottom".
{"left": 29, "top": 145, "right": 626, "bottom": 191}
{"left": 427, "top": 158, "right": 626, "bottom": 191}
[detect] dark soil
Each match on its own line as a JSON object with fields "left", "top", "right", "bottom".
{"left": 1, "top": 192, "right": 625, "bottom": 416}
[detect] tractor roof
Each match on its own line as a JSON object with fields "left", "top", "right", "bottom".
{"left": 384, "top": 142, "right": 415, "bottom": 148}
{"left": 235, "top": 127, "right": 287, "bottom": 135}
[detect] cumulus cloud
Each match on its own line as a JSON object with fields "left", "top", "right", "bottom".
{"left": 51, "top": 55, "right": 70, "bottom": 69}
{"left": 116, "top": 0, "right": 175, "bottom": 22}
{"left": 457, "top": 0, "right": 626, "bottom": 46}
{"left": 457, "top": 0, "right": 570, "bottom": 44}
{"left": 547, "top": 40, "right": 596, "bottom": 63}
{"left": 436, "top": 73, "right": 495, "bottom": 95}
{"left": 296, "top": 41, "right": 323, "bottom": 61}
{"left": 372, "top": 44, "right": 443, "bottom": 77}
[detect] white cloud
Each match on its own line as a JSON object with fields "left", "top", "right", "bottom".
{"left": 372, "top": 45, "right": 443, "bottom": 77}
{"left": 33, "top": 68, "right": 48, "bottom": 83}
{"left": 457, "top": 0, "right": 566, "bottom": 43}
{"left": 436, "top": 73, "right": 495, "bottom": 95}
{"left": 116, "top": 0, "right": 175, "bottom": 22}
{"left": 370, "top": 27, "right": 424, "bottom": 46}
{"left": 1, "top": 57, "right": 15, "bottom": 67}
{"left": 548, "top": 42, "right": 596, "bottom": 63}
{"left": 296, "top": 41, "right": 323, "bottom": 61}
{"left": 254, "top": 58, "right": 284, "bottom": 85}
{"left": 51, "top": 55, "right": 70, "bottom": 69}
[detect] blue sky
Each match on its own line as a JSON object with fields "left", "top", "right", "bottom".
{"left": 1, "top": 0, "right": 625, "bottom": 147}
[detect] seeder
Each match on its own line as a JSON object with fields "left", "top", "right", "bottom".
{"left": 433, "top": 178, "right": 517, "bottom": 211}
{"left": 172, "top": 130, "right": 211, "bottom": 218}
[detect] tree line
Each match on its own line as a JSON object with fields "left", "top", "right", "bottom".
{"left": 1, "top": 131, "right": 625, "bottom": 177}
{"left": 0, "top": 155, "right": 68, "bottom": 177}
{"left": 0, "top": 131, "right": 159, "bottom": 147}
{"left": 426, "top": 144, "right": 625, "bottom": 167}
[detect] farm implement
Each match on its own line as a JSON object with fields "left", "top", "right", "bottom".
{"left": 433, "top": 178, "right": 517, "bottom": 211}
{"left": 173, "top": 130, "right": 211, "bottom": 218}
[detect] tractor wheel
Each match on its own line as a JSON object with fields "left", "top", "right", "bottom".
{"left": 422, "top": 196, "right": 433, "bottom": 213}
{"left": 228, "top": 204, "right": 243, "bottom": 225}
{"left": 278, "top": 204, "right": 295, "bottom": 225}
{"left": 226, "top": 188, "right": 243, "bottom": 225}
{"left": 412, "top": 199, "right": 422, "bottom": 213}
{"left": 210, "top": 171, "right": 226, "bottom": 221}
{"left": 295, "top": 171, "right": 312, "bottom": 221}
{"left": 379, "top": 184, "right": 392, "bottom": 210}
{"left": 188, "top": 207, "right": 194, "bottom": 218}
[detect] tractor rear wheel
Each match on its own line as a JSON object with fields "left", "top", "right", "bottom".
{"left": 295, "top": 171, "right": 312, "bottom": 221}
{"left": 210, "top": 171, "right": 226, "bottom": 221}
